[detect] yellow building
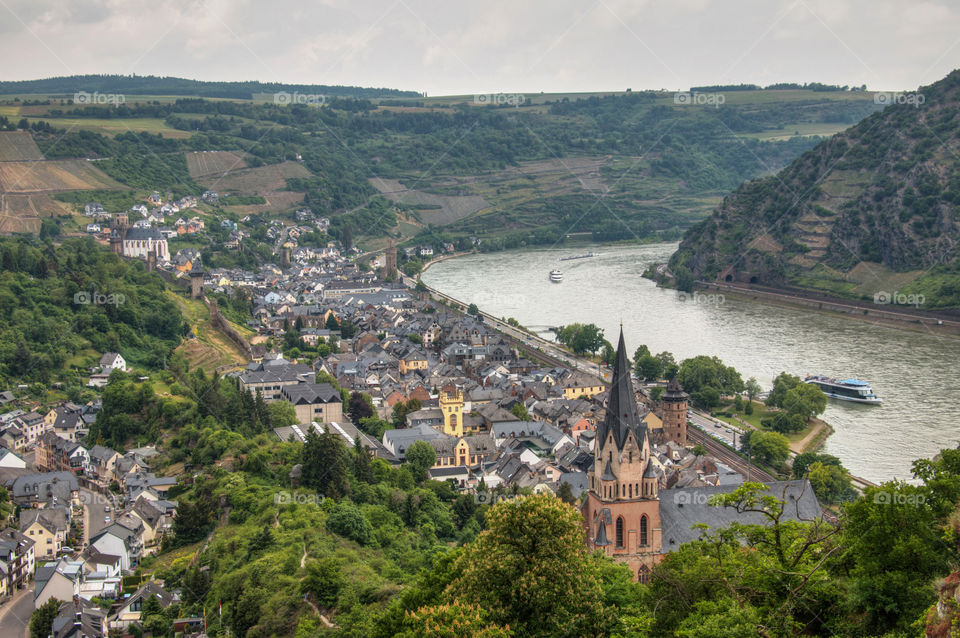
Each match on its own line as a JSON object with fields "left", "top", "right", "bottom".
{"left": 562, "top": 372, "right": 605, "bottom": 400}
{"left": 439, "top": 384, "right": 464, "bottom": 437}
{"left": 399, "top": 351, "right": 428, "bottom": 375}
{"left": 431, "top": 434, "right": 495, "bottom": 468}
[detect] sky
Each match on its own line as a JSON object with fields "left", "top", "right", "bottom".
{"left": 1, "top": 0, "right": 958, "bottom": 95}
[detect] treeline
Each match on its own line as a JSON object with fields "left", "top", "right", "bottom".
{"left": 0, "top": 75, "right": 420, "bottom": 99}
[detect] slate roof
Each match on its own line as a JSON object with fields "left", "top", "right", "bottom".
{"left": 597, "top": 330, "right": 644, "bottom": 451}
{"left": 280, "top": 383, "right": 340, "bottom": 405}
{"left": 659, "top": 480, "right": 822, "bottom": 550}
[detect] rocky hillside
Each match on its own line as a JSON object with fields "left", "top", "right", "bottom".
{"left": 669, "top": 70, "right": 960, "bottom": 308}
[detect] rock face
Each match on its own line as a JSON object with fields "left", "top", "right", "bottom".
{"left": 669, "top": 70, "right": 960, "bottom": 305}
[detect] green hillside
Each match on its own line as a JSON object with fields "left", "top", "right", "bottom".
{"left": 668, "top": 69, "right": 960, "bottom": 309}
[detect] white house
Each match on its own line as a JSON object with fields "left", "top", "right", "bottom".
{"left": 100, "top": 353, "right": 127, "bottom": 374}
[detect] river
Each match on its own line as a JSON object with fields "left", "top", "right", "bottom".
{"left": 422, "top": 242, "right": 960, "bottom": 483}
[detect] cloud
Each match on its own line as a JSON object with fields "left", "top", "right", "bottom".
{"left": 0, "top": 0, "right": 958, "bottom": 93}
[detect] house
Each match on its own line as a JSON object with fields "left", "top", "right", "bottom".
{"left": 100, "top": 352, "right": 127, "bottom": 374}
{"left": 12, "top": 471, "right": 79, "bottom": 508}
{"left": 51, "top": 598, "right": 106, "bottom": 638}
{"left": 14, "top": 411, "right": 46, "bottom": 444}
{"left": 0, "top": 528, "right": 34, "bottom": 595}
{"left": 112, "top": 581, "right": 177, "bottom": 631}
{"left": 0, "top": 447, "right": 26, "bottom": 469}
{"left": 0, "top": 426, "right": 27, "bottom": 454}
{"left": 89, "top": 523, "right": 142, "bottom": 571}
{"left": 20, "top": 507, "right": 68, "bottom": 559}
{"left": 280, "top": 383, "right": 343, "bottom": 424}
{"left": 43, "top": 404, "right": 87, "bottom": 442}
{"left": 238, "top": 364, "right": 315, "bottom": 401}
{"left": 36, "top": 432, "right": 88, "bottom": 473}
{"left": 88, "top": 445, "right": 121, "bottom": 481}
{"left": 85, "top": 223, "right": 101, "bottom": 233}
{"left": 34, "top": 559, "right": 85, "bottom": 606}
{"left": 84, "top": 203, "right": 104, "bottom": 216}
{"left": 201, "top": 190, "right": 219, "bottom": 204}
{"left": 127, "top": 497, "right": 173, "bottom": 551}
{"left": 561, "top": 372, "right": 605, "bottom": 399}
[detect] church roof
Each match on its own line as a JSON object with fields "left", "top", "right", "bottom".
{"left": 600, "top": 460, "right": 617, "bottom": 481}
{"left": 596, "top": 329, "right": 646, "bottom": 451}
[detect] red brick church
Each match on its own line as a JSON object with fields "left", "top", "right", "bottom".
{"left": 581, "top": 329, "right": 682, "bottom": 582}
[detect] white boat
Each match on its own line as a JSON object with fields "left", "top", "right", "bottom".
{"left": 803, "top": 375, "right": 882, "bottom": 405}
{"left": 549, "top": 269, "right": 563, "bottom": 283}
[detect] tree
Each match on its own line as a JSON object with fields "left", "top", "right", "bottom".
{"left": 741, "top": 430, "right": 789, "bottom": 467}
{"left": 267, "top": 401, "right": 298, "bottom": 429}
{"left": 678, "top": 355, "right": 744, "bottom": 398}
{"left": 302, "top": 557, "right": 346, "bottom": 607}
{"left": 30, "top": 599, "right": 62, "bottom": 638}
{"left": 635, "top": 354, "right": 663, "bottom": 381}
{"left": 766, "top": 372, "right": 802, "bottom": 408}
{"left": 656, "top": 351, "right": 679, "bottom": 380}
{"left": 326, "top": 501, "right": 373, "bottom": 545}
{"left": 406, "top": 440, "right": 437, "bottom": 482}
{"left": 600, "top": 340, "right": 616, "bottom": 366}
{"left": 633, "top": 344, "right": 651, "bottom": 361}
{"left": 352, "top": 438, "right": 374, "bottom": 484}
{"left": 301, "top": 428, "right": 351, "bottom": 500}
{"left": 782, "top": 383, "right": 827, "bottom": 422}
{"left": 348, "top": 391, "right": 375, "bottom": 422}
{"left": 557, "top": 481, "right": 576, "bottom": 505}
{"left": 325, "top": 313, "right": 340, "bottom": 331}
{"left": 744, "top": 377, "right": 762, "bottom": 402}
{"left": 556, "top": 323, "right": 605, "bottom": 355}
{"left": 396, "top": 602, "right": 511, "bottom": 638}
{"left": 510, "top": 403, "right": 530, "bottom": 421}
{"left": 467, "top": 303, "right": 479, "bottom": 315}
{"left": 691, "top": 444, "right": 707, "bottom": 457}
{"left": 445, "top": 493, "right": 615, "bottom": 636}
{"left": 807, "top": 461, "right": 855, "bottom": 504}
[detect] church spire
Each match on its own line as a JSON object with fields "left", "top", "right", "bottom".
{"left": 597, "top": 328, "right": 643, "bottom": 451}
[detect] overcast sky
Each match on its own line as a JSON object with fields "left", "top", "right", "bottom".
{"left": 1, "top": 0, "right": 958, "bottom": 95}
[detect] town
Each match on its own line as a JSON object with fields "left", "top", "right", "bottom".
{"left": 0, "top": 206, "right": 824, "bottom": 636}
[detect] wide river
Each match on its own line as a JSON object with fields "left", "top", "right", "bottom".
{"left": 423, "top": 242, "right": 960, "bottom": 483}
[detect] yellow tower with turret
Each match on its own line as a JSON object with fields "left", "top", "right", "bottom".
{"left": 439, "top": 383, "right": 464, "bottom": 437}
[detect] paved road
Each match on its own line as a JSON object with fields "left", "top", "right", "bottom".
{"left": 687, "top": 410, "right": 743, "bottom": 448}
{"left": 0, "top": 588, "right": 33, "bottom": 638}
{"left": 80, "top": 487, "right": 111, "bottom": 546}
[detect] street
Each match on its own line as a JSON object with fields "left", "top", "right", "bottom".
{"left": 0, "top": 588, "right": 33, "bottom": 638}
{"left": 81, "top": 487, "right": 112, "bottom": 545}
{"left": 687, "top": 409, "right": 743, "bottom": 449}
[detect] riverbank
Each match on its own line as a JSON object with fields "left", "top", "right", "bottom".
{"left": 696, "top": 280, "right": 960, "bottom": 337}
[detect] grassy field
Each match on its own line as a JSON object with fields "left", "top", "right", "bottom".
{"left": 0, "top": 193, "right": 71, "bottom": 233}
{"left": 23, "top": 116, "right": 191, "bottom": 138}
{"left": 169, "top": 292, "right": 250, "bottom": 372}
{"left": 199, "top": 161, "right": 310, "bottom": 193}
{"left": 740, "top": 122, "right": 853, "bottom": 140}
{"left": 0, "top": 131, "right": 44, "bottom": 160}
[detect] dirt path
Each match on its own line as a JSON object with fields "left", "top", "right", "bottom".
{"left": 790, "top": 419, "right": 830, "bottom": 455}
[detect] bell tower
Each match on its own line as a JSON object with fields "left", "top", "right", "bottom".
{"left": 581, "top": 329, "right": 663, "bottom": 581}
{"left": 439, "top": 383, "right": 464, "bottom": 437}
{"left": 660, "top": 379, "right": 689, "bottom": 446}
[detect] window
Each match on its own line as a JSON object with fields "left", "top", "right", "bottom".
{"left": 638, "top": 565, "right": 650, "bottom": 584}
{"left": 615, "top": 516, "right": 624, "bottom": 547}
{"left": 640, "top": 515, "right": 648, "bottom": 546}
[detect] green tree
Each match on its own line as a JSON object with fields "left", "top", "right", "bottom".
{"left": 510, "top": 403, "right": 530, "bottom": 421}
{"left": 556, "top": 323, "right": 605, "bottom": 355}
{"left": 765, "top": 372, "right": 802, "bottom": 408}
{"left": 744, "top": 376, "right": 762, "bottom": 402}
{"left": 396, "top": 602, "right": 511, "bottom": 638}
{"left": 406, "top": 440, "right": 437, "bottom": 482}
{"left": 325, "top": 314, "right": 340, "bottom": 331}
{"left": 741, "top": 429, "right": 789, "bottom": 467}
{"left": 678, "top": 355, "right": 744, "bottom": 398}
{"left": 467, "top": 303, "right": 479, "bottom": 315}
{"left": 807, "top": 461, "right": 855, "bottom": 504}
{"left": 325, "top": 501, "right": 373, "bottom": 545}
{"left": 444, "top": 493, "right": 615, "bottom": 637}
{"left": 348, "top": 391, "right": 375, "bottom": 422}
{"left": 301, "top": 428, "right": 351, "bottom": 500}
{"left": 302, "top": 557, "right": 346, "bottom": 607}
{"left": 557, "top": 481, "right": 576, "bottom": 505}
{"left": 782, "top": 383, "right": 827, "bottom": 421}
{"left": 30, "top": 599, "right": 62, "bottom": 638}
{"left": 634, "top": 354, "right": 663, "bottom": 381}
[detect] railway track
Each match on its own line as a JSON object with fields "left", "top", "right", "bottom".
{"left": 687, "top": 426, "right": 776, "bottom": 483}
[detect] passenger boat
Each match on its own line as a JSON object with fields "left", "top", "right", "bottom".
{"left": 803, "top": 375, "right": 882, "bottom": 404}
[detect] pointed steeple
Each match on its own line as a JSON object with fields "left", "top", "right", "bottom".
{"left": 598, "top": 328, "right": 643, "bottom": 451}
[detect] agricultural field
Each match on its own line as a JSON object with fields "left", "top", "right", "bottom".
{"left": 24, "top": 116, "right": 191, "bottom": 138}
{"left": 370, "top": 177, "right": 490, "bottom": 225}
{"left": 0, "top": 159, "right": 126, "bottom": 193}
{"left": 0, "top": 193, "right": 70, "bottom": 233}
{"left": 186, "top": 151, "right": 249, "bottom": 179}
{"left": 0, "top": 131, "right": 45, "bottom": 160}
{"left": 199, "top": 161, "right": 310, "bottom": 193}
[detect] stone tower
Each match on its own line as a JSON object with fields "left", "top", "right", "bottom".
{"left": 581, "top": 329, "right": 662, "bottom": 582}
{"left": 146, "top": 248, "right": 156, "bottom": 272}
{"left": 439, "top": 383, "right": 464, "bottom": 437}
{"left": 189, "top": 267, "right": 204, "bottom": 300}
{"left": 383, "top": 239, "right": 397, "bottom": 279}
{"left": 660, "top": 378, "right": 689, "bottom": 446}
{"left": 109, "top": 213, "right": 128, "bottom": 256}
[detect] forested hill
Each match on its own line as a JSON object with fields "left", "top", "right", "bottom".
{"left": 668, "top": 69, "right": 960, "bottom": 309}
{"left": 0, "top": 75, "right": 421, "bottom": 99}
